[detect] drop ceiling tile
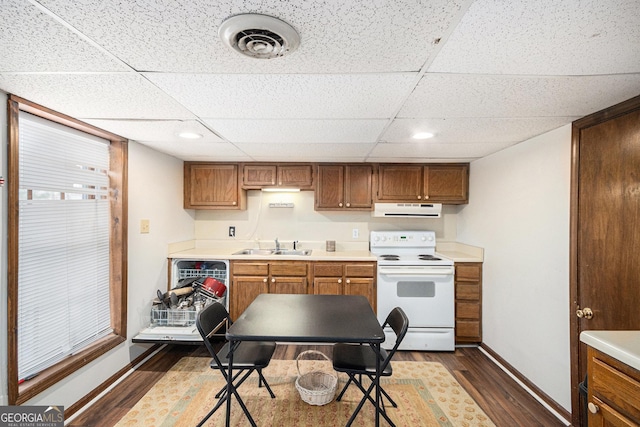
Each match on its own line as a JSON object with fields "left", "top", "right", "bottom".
{"left": 146, "top": 73, "right": 417, "bottom": 119}
{"left": 83, "top": 120, "right": 225, "bottom": 143}
{"left": 235, "top": 142, "right": 375, "bottom": 162}
{"left": 0, "top": 0, "right": 128, "bottom": 72}
{"left": 369, "top": 141, "right": 516, "bottom": 160}
{"left": 203, "top": 119, "right": 388, "bottom": 143}
{"left": 400, "top": 74, "right": 640, "bottom": 118}
{"left": 38, "top": 0, "right": 465, "bottom": 73}
{"left": 382, "top": 117, "right": 575, "bottom": 144}
{"left": 429, "top": 0, "right": 640, "bottom": 75}
{"left": 0, "top": 73, "right": 194, "bottom": 120}
{"left": 136, "top": 140, "right": 250, "bottom": 162}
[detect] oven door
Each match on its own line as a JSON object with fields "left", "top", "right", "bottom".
{"left": 377, "top": 265, "right": 455, "bottom": 328}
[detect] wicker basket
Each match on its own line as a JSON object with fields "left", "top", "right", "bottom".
{"left": 294, "top": 350, "right": 338, "bottom": 406}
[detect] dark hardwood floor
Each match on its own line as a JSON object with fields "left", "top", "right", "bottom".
{"left": 67, "top": 344, "right": 568, "bottom": 427}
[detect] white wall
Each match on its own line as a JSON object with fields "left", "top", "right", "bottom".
{"left": 194, "top": 190, "right": 460, "bottom": 246}
{"left": 456, "top": 125, "right": 572, "bottom": 410}
{"left": 0, "top": 133, "right": 194, "bottom": 407}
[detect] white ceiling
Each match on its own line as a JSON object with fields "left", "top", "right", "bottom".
{"left": 1, "top": 0, "right": 639, "bottom": 163}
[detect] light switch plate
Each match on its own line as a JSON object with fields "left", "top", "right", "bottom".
{"left": 352, "top": 228, "right": 359, "bottom": 239}
{"left": 140, "top": 219, "right": 150, "bottom": 234}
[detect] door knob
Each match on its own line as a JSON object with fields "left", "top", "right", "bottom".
{"left": 588, "top": 402, "right": 599, "bottom": 414}
{"left": 576, "top": 307, "right": 594, "bottom": 319}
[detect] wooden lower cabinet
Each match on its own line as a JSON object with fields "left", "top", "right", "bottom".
{"left": 312, "top": 262, "right": 376, "bottom": 311}
{"left": 587, "top": 347, "right": 640, "bottom": 426}
{"left": 455, "top": 262, "right": 482, "bottom": 344}
{"left": 230, "top": 261, "right": 310, "bottom": 319}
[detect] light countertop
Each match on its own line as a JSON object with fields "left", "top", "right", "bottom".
{"left": 167, "top": 240, "right": 484, "bottom": 263}
{"left": 168, "top": 248, "right": 377, "bottom": 261}
{"left": 580, "top": 330, "right": 640, "bottom": 371}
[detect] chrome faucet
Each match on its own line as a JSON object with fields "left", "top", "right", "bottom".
{"left": 275, "top": 237, "right": 280, "bottom": 251}
{"left": 293, "top": 240, "right": 299, "bottom": 250}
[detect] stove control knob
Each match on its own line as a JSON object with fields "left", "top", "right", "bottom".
{"left": 373, "top": 236, "right": 379, "bottom": 241}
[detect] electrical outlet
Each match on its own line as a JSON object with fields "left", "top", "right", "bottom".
{"left": 229, "top": 226, "right": 236, "bottom": 237}
{"left": 352, "top": 228, "right": 359, "bottom": 239}
{"left": 140, "top": 219, "right": 150, "bottom": 234}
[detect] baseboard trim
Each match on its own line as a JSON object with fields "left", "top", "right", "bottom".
{"left": 479, "top": 343, "right": 572, "bottom": 426}
{"left": 63, "top": 344, "right": 164, "bottom": 424}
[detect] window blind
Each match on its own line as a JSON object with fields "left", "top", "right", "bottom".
{"left": 17, "top": 112, "right": 112, "bottom": 380}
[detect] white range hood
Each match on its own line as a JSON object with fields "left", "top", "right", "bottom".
{"left": 373, "top": 203, "right": 442, "bottom": 218}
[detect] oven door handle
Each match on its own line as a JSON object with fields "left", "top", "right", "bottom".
{"left": 378, "top": 267, "right": 454, "bottom": 276}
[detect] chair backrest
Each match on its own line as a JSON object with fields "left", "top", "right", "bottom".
{"left": 195, "top": 302, "right": 230, "bottom": 359}
{"left": 380, "top": 307, "right": 409, "bottom": 368}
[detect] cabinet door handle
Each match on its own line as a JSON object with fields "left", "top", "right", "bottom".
{"left": 346, "top": 203, "right": 351, "bottom": 207}
{"left": 271, "top": 278, "right": 276, "bottom": 283}
{"left": 339, "top": 202, "right": 343, "bottom": 207}
{"left": 588, "top": 402, "right": 599, "bottom": 414}
{"left": 263, "top": 278, "right": 267, "bottom": 283}
{"left": 346, "top": 279, "right": 351, "bottom": 284}
{"left": 338, "top": 279, "right": 342, "bottom": 284}
{"left": 424, "top": 195, "right": 429, "bottom": 199}
{"left": 417, "top": 195, "right": 421, "bottom": 200}
{"left": 576, "top": 307, "right": 594, "bottom": 319}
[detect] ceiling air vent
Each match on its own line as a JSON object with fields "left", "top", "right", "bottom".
{"left": 219, "top": 14, "right": 300, "bottom": 59}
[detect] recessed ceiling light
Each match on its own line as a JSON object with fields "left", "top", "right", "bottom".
{"left": 178, "top": 132, "right": 203, "bottom": 139}
{"left": 412, "top": 132, "right": 435, "bottom": 140}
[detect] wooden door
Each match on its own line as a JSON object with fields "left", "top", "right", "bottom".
{"left": 231, "top": 276, "right": 268, "bottom": 320}
{"left": 243, "top": 164, "right": 277, "bottom": 186}
{"left": 315, "top": 165, "right": 345, "bottom": 209}
{"left": 184, "top": 163, "right": 241, "bottom": 208}
{"left": 344, "top": 278, "right": 375, "bottom": 310}
{"left": 345, "top": 164, "right": 373, "bottom": 209}
{"left": 376, "top": 164, "right": 423, "bottom": 201}
{"left": 570, "top": 95, "right": 640, "bottom": 426}
{"left": 313, "top": 277, "right": 342, "bottom": 295}
{"left": 424, "top": 164, "right": 469, "bottom": 204}
{"left": 278, "top": 164, "right": 313, "bottom": 188}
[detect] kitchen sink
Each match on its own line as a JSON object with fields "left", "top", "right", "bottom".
{"left": 273, "top": 249, "right": 313, "bottom": 256}
{"left": 232, "top": 248, "right": 277, "bottom": 255}
{"left": 232, "top": 248, "right": 312, "bottom": 256}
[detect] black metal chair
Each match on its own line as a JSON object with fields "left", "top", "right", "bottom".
{"left": 332, "top": 307, "right": 409, "bottom": 427}
{"left": 195, "top": 301, "right": 276, "bottom": 427}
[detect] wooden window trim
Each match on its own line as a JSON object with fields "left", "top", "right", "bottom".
{"left": 6, "top": 95, "right": 128, "bottom": 405}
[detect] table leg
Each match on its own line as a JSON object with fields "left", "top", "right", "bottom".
{"left": 225, "top": 340, "right": 234, "bottom": 427}
{"left": 375, "top": 342, "right": 380, "bottom": 427}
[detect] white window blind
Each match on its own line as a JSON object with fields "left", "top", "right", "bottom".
{"left": 17, "top": 112, "right": 112, "bottom": 380}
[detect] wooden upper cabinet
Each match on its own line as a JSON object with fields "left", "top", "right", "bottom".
{"left": 184, "top": 162, "right": 245, "bottom": 209}
{"left": 425, "top": 164, "right": 469, "bottom": 204}
{"left": 242, "top": 163, "right": 313, "bottom": 189}
{"left": 376, "top": 163, "right": 469, "bottom": 204}
{"left": 315, "top": 164, "right": 373, "bottom": 210}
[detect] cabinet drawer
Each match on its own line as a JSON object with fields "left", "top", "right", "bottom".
{"left": 456, "top": 301, "right": 480, "bottom": 319}
{"left": 456, "top": 264, "right": 481, "bottom": 281}
{"left": 591, "top": 357, "right": 640, "bottom": 421}
{"left": 232, "top": 262, "right": 269, "bottom": 276}
{"left": 456, "top": 320, "right": 480, "bottom": 338}
{"left": 345, "top": 263, "right": 375, "bottom": 278}
{"left": 270, "top": 262, "right": 308, "bottom": 276}
{"left": 456, "top": 283, "right": 480, "bottom": 300}
{"left": 313, "top": 263, "right": 343, "bottom": 277}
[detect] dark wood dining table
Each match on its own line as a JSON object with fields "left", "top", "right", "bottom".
{"left": 224, "top": 293, "right": 387, "bottom": 427}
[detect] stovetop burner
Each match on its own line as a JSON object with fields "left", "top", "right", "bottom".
{"left": 380, "top": 254, "right": 400, "bottom": 261}
{"left": 418, "top": 254, "right": 441, "bottom": 261}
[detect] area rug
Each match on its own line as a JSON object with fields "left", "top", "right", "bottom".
{"left": 115, "top": 356, "right": 495, "bottom": 427}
